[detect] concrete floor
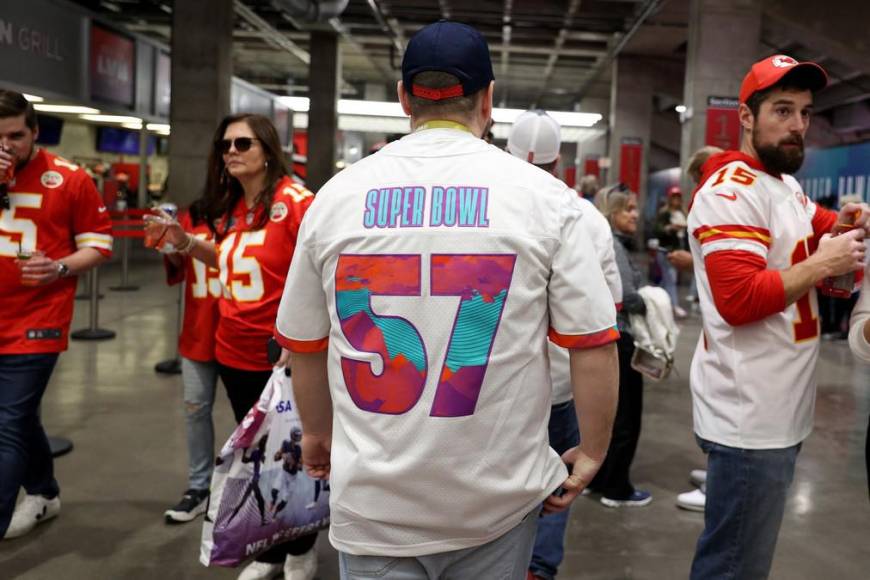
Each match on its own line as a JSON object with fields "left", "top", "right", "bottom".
{"left": 1, "top": 261, "right": 868, "bottom": 579}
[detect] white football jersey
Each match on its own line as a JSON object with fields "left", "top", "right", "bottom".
{"left": 688, "top": 154, "right": 830, "bottom": 449}
{"left": 548, "top": 196, "right": 622, "bottom": 404}
{"left": 276, "top": 127, "right": 618, "bottom": 556}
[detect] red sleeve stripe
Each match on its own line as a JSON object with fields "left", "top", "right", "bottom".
{"left": 549, "top": 326, "right": 620, "bottom": 349}
{"left": 274, "top": 329, "right": 328, "bottom": 353}
{"left": 615, "top": 302, "right": 623, "bottom": 312}
{"left": 694, "top": 224, "right": 771, "bottom": 248}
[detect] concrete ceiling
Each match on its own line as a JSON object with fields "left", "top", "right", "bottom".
{"left": 69, "top": 0, "right": 870, "bottom": 147}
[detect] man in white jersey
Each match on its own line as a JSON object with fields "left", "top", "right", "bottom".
{"left": 687, "top": 55, "right": 869, "bottom": 579}
{"left": 275, "top": 21, "right": 620, "bottom": 580}
{"left": 507, "top": 110, "right": 622, "bottom": 580}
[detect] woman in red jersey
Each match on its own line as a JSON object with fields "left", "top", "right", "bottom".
{"left": 153, "top": 114, "right": 317, "bottom": 580}
{"left": 155, "top": 199, "right": 223, "bottom": 525}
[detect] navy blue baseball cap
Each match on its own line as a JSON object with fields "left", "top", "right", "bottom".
{"left": 402, "top": 20, "right": 495, "bottom": 101}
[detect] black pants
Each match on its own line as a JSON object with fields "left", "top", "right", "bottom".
{"left": 217, "top": 364, "right": 318, "bottom": 563}
{"left": 589, "top": 333, "right": 644, "bottom": 499}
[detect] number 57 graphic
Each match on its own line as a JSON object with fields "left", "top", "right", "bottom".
{"left": 335, "top": 253, "right": 517, "bottom": 418}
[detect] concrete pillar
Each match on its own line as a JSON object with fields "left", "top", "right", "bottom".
{"left": 168, "top": 0, "right": 234, "bottom": 208}
{"left": 306, "top": 31, "right": 341, "bottom": 192}
{"left": 679, "top": 0, "right": 761, "bottom": 188}
{"left": 608, "top": 55, "right": 654, "bottom": 237}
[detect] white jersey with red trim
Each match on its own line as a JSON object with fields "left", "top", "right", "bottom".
{"left": 548, "top": 196, "right": 622, "bottom": 404}
{"left": 275, "top": 128, "right": 617, "bottom": 556}
{"left": 688, "top": 154, "right": 825, "bottom": 449}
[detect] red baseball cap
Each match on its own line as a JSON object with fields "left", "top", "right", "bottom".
{"left": 667, "top": 185, "right": 682, "bottom": 197}
{"left": 739, "top": 55, "right": 827, "bottom": 104}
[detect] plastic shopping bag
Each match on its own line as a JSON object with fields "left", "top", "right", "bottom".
{"left": 200, "top": 367, "right": 330, "bottom": 567}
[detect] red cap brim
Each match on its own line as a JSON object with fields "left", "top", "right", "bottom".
{"left": 740, "top": 60, "right": 828, "bottom": 103}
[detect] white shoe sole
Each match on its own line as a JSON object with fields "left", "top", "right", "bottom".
{"left": 3, "top": 499, "right": 60, "bottom": 539}
{"left": 164, "top": 504, "right": 207, "bottom": 523}
{"left": 676, "top": 501, "right": 705, "bottom": 512}
{"left": 600, "top": 496, "right": 652, "bottom": 508}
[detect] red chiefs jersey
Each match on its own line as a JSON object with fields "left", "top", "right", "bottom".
{"left": 163, "top": 212, "right": 220, "bottom": 362}
{"left": 0, "top": 149, "right": 113, "bottom": 354}
{"left": 215, "top": 176, "right": 314, "bottom": 370}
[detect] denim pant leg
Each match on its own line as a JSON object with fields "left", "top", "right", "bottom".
{"left": 657, "top": 252, "right": 679, "bottom": 306}
{"left": 181, "top": 357, "right": 219, "bottom": 491}
{"left": 690, "top": 437, "right": 800, "bottom": 580}
{"left": 0, "top": 353, "right": 60, "bottom": 536}
{"left": 529, "top": 401, "right": 580, "bottom": 579}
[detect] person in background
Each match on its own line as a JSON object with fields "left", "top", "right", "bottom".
{"left": 0, "top": 90, "right": 113, "bottom": 540}
{"left": 672, "top": 145, "right": 722, "bottom": 513}
{"left": 507, "top": 110, "right": 623, "bottom": 580}
{"left": 590, "top": 183, "right": 653, "bottom": 508}
{"left": 579, "top": 174, "right": 600, "bottom": 199}
{"left": 153, "top": 197, "right": 222, "bottom": 524}
{"left": 149, "top": 113, "right": 318, "bottom": 580}
{"left": 655, "top": 186, "right": 688, "bottom": 318}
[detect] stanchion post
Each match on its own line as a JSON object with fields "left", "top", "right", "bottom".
{"left": 110, "top": 235, "right": 139, "bottom": 291}
{"left": 155, "top": 283, "right": 183, "bottom": 374}
{"left": 71, "top": 268, "right": 116, "bottom": 340}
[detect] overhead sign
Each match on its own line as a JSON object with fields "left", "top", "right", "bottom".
{"left": 705, "top": 96, "right": 740, "bottom": 150}
{"left": 0, "top": 0, "right": 86, "bottom": 100}
{"left": 90, "top": 24, "right": 135, "bottom": 108}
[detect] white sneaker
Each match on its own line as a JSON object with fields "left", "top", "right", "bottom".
{"left": 4, "top": 494, "right": 61, "bottom": 539}
{"left": 284, "top": 550, "right": 317, "bottom": 580}
{"left": 674, "top": 305, "right": 688, "bottom": 319}
{"left": 690, "top": 469, "right": 707, "bottom": 488}
{"left": 237, "top": 561, "right": 283, "bottom": 580}
{"left": 676, "top": 488, "right": 706, "bottom": 512}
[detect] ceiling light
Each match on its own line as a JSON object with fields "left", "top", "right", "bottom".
{"left": 675, "top": 104, "right": 687, "bottom": 113}
{"left": 146, "top": 123, "right": 170, "bottom": 132}
{"left": 278, "top": 97, "right": 602, "bottom": 128}
{"left": 23, "top": 94, "right": 44, "bottom": 103}
{"left": 80, "top": 114, "right": 143, "bottom": 124}
{"left": 121, "top": 122, "right": 143, "bottom": 130}
{"left": 34, "top": 104, "right": 100, "bottom": 114}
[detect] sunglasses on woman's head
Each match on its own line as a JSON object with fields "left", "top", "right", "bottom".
{"left": 217, "top": 137, "right": 259, "bottom": 154}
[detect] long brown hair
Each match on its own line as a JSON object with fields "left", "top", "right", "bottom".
{"left": 203, "top": 113, "right": 288, "bottom": 238}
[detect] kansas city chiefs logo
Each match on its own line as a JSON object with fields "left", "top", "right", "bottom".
{"left": 772, "top": 55, "right": 798, "bottom": 68}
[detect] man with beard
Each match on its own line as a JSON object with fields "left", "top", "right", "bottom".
{"left": 0, "top": 90, "right": 112, "bottom": 540}
{"left": 686, "top": 55, "right": 869, "bottom": 579}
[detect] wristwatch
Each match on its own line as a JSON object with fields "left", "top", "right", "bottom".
{"left": 56, "top": 262, "right": 70, "bottom": 278}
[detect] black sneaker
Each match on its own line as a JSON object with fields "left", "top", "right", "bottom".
{"left": 164, "top": 489, "right": 209, "bottom": 523}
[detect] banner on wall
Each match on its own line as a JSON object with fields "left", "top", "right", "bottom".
{"left": 584, "top": 155, "right": 601, "bottom": 179}
{"left": 795, "top": 140, "right": 870, "bottom": 204}
{"left": 90, "top": 24, "right": 135, "bottom": 107}
{"left": 619, "top": 137, "right": 643, "bottom": 194}
{"left": 705, "top": 96, "right": 740, "bottom": 150}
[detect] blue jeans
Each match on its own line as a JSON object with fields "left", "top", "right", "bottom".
{"left": 181, "top": 357, "right": 219, "bottom": 490}
{"left": 656, "top": 252, "right": 679, "bottom": 306}
{"left": 0, "top": 353, "right": 61, "bottom": 536}
{"left": 690, "top": 436, "right": 800, "bottom": 580}
{"left": 339, "top": 507, "right": 539, "bottom": 579}
{"left": 529, "top": 401, "right": 580, "bottom": 579}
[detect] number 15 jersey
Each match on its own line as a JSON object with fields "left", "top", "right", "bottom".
{"left": 688, "top": 151, "right": 836, "bottom": 449}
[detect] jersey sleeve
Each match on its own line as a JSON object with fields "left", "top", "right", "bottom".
{"left": 548, "top": 190, "right": 619, "bottom": 349}
{"left": 70, "top": 171, "right": 113, "bottom": 256}
{"left": 275, "top": 214, "right": 330, "bottom": 352}
{"left": 689, "top": 168, "right": 770, "bottom": 261}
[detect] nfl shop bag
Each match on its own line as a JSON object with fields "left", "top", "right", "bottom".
{"left": 200, "top": 367, "right": 330, "bottom": 567}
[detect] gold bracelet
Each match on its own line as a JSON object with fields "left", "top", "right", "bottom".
{"left": 176, "top": 234, "right": 195, "bottom": 255}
